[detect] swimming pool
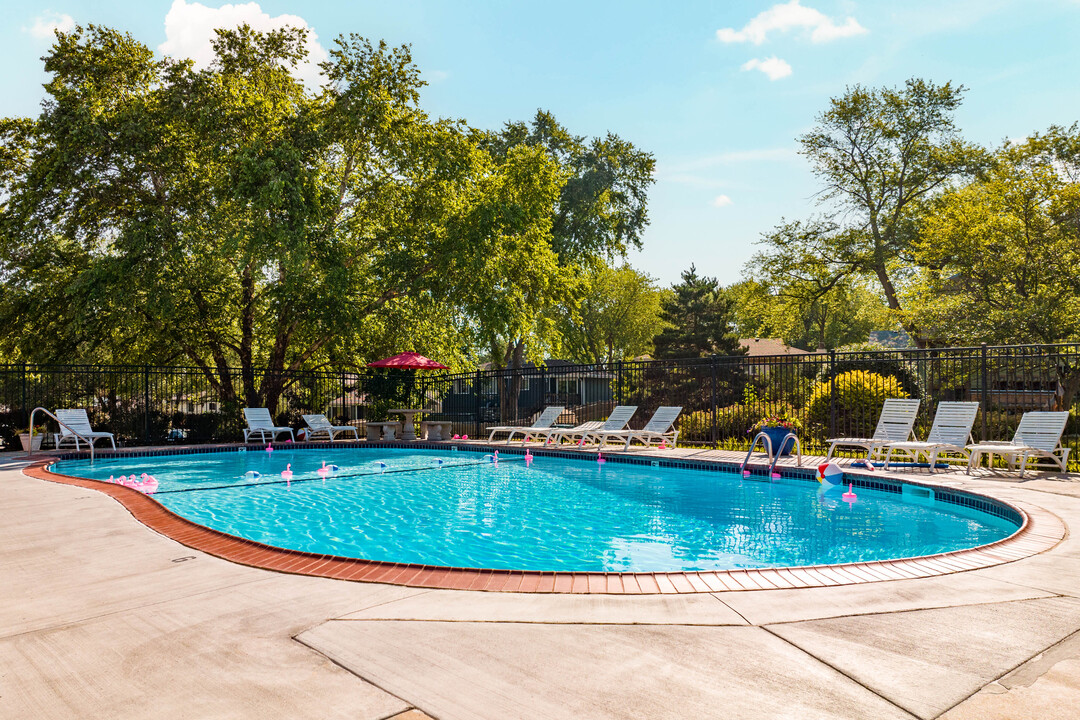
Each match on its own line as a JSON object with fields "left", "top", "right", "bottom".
{"left": 51, "top": 446, "right": 1020, "bottom": 573}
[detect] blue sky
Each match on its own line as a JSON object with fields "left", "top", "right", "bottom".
{"left": 3, "top": 0, "right": 1079, "bottom": 286}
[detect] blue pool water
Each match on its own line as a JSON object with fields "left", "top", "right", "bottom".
{"left": 53, "top": 448, "right": 1018, "bottom": 572}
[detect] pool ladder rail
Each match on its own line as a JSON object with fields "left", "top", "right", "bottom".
{"left": 740, "top": 431, "right": 803, "bottom": 477}
{"left": 26, "top": 407, "right": 98, "bottom": 462}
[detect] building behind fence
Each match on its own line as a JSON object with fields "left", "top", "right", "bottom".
{"left": 2, "top": 343, "right": 1079, "bottom": 469}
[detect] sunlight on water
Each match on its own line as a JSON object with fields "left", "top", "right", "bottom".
{"left": 55, "top": 448, "right": 1017, "bottom": 572}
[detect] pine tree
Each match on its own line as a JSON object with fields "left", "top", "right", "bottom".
{"left": 652, "top": 265, "right": 744, "bottom": 358}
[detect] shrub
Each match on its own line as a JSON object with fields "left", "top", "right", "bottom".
{"left": 805, "top": 370, "right": 909, "bottom": 439}
{"left": 679, "top": 402, "right": 798, "bottom": 444}
{"left": 0, "top": 411, "right": 23, "bottom": 450}
{"left": 817, "top": 345, "right": 922, "bottom": 398}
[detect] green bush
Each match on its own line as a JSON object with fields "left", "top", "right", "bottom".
{"left": 679, "top": 402, "right": 798, "bottom": 444}
{"left": 817, "top": 346, "right": 922, "bottom": 398}
{"left": 805, "top": 370, "right": 908, "bottom": 439}
{"left": 0, "top": 411, "right": 23, "bottom": 450}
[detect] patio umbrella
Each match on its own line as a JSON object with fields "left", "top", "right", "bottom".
{"left": 366, "top": 353, "right": 449, "bottom": 429}
{"left": 366, "top": 352, "right": 449, "bottom": 370}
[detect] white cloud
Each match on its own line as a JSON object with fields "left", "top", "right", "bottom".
{"left": 712, "top": 195, "right": 734, "bottom": 208}
{"left": 25, "top": 11, "right": 75, "bottom": 39}
{"left": 158, "top": 0, "right": 328, "bottom": 88}
{"left": 717, "top": 1, "right": 867, "bottom": 45}
{"left": 741, "top": 56, "right": 793, "bottom": 81}
{"left": 427, "top": 70, "right": 450, "bottom": 83}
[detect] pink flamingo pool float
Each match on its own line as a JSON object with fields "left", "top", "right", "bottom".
{"left": 842, "top": 483, "right": 858, "bottom": 505}
{"left": 109, "top": 473, "right": 157, "bottom": 494}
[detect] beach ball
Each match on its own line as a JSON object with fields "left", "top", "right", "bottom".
{"left": 818, "top": 463, "right": 844, "bottom": 486}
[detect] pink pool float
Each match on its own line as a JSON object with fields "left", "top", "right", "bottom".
{"left": 842, "top": 483, "right": 858, "bottom": 505}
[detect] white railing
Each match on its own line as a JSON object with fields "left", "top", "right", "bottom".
{"left": 28, "top": 407, "right": 96, "bottom": 462}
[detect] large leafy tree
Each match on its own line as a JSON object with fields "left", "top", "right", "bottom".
{"left": 727, "top": 276, "right": 885, "bottom": 351}
{"left": 555, "top": 263, "right": 668, "bottom": 364}
{"left": 907, "top": 127, "right": 1080, "bottom": 344}
{"left": 754, "top": 79, "right": 983, "bottom": 347}
{"left": 473, "top": 110, "right": 655, "bottom": 419}
{"left": 478, "top": 111, "right": 656, "bottom": 365}
{"left": 652, "top": 265, "right": 743, "bottom": 359}
{"left": 0, "top": 25, "right": 565, "bottom": 408}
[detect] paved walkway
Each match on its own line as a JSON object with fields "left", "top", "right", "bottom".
{"left": 4, "top": 448, "right": 1080, "bottom": 719}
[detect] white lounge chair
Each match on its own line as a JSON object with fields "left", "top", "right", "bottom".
{"left": 52, "top": 408, "right": 116, "bottom": 451}
{"left": 586, "top": 406, "right": 682, "bottom": 450}
{"left": 824, "top": 398, "right": 921, "bottom": 463}
{"left": 302, "top": 414, "right": 360, "bottom": 442}
{"left": 243, "top": 408, "right": 295, "bottom": 443}
{"left": 530, "top": 420, "right": 602, "bottom": 446}
{"left": 486, "top": 406, "right": 565, "bottom": 443}
{"left": 884, "top": 401, "right": 980, "bottom": 472}
{"left": 536, "top": 405, "right": 639, "bottom": 446}
{"left": 966, "top": 411, "right": 1071, "bottom": 477}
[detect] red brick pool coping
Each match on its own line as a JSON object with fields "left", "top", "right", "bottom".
{"left": 25, "top": 455, "right": 1066, "bottom": 594}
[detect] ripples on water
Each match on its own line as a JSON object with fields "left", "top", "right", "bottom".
{"left": 56, "top": 448, "right": 1017, "bottom": 572}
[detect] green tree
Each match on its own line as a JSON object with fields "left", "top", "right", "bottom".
{"left": 481, "top": 110, "right": 655, "bottom": 265}
{"left": 555, "top": 263, "right": 668, "bottom": 364}
{"left": 732, "top": 222, "right": 890, "bottom": 351}
{"left": 0, "top": 25, "right": 566, "bottom": 409}
{"left": 653, "top": 265, "right": 743, "bottom": 359}
{"left": 758, "top": 79, "right": 983, "bottom": 346}
{"left": 474, "top": 111, "right": 655, "bottom": 419}
{"left": 907, "top": 127, "right": 1080, "bottom": 344}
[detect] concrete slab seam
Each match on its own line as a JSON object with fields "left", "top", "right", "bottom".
{"left": 293, "top": 632, "right": 439, "bottom": 720}
{"left": 759, "top": 625, "right": 922, "bottom": 719}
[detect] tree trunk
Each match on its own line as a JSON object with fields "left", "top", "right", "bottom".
{"left": 497, "top": 340, "right": 525, "bottom": 422}
{"left": 238, "top": 264, "right": 259, "bottom": 405}
{"left": 873, "top": 261, "right": 926, "bottom": 349}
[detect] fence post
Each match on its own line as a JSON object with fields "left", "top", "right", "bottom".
{"left": 143, "top": 365, "right": 151, "bottom": 444}
{"left": 980, "top": 343, "right": 989, "bottom": 442}
{"left": 540, "top": 365, "right": 547, "bottom": 413}
{"left": 474, "top": 369, "right": 482, "bottom": 438}
{"left": 828, "top": 349, "right": 837, "bottom": 440}
{"left": 21, "top": 363, "right": 28, "bottom": 427}
{"left": 710, "top": 355, "right": 718, "bottom": 449}
{"left": 616, "top": 361, "right": 623, "bottom": 406}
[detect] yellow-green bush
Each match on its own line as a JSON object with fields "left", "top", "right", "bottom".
{"left": 805, "top": 370, "right": 908, "bottom": 438}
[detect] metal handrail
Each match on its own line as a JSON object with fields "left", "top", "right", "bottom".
{"left": 740, "top": 431, "right": 802, "bottom": 477}
{"left": 28, "top": 407, "right": 95, "bottom": 462}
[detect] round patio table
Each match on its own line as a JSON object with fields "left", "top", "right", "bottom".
{"left": 388, "top": 409, "right": 422, "bottom": 441}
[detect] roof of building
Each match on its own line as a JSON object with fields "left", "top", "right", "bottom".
{"left": 739, "top": 338, "right": 814, "bottom": 357}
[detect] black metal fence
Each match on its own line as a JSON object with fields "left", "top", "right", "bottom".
{"left": 3, "top": 343, "right": 1079, "bottom": 469}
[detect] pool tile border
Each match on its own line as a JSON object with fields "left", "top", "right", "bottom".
{"left": 24, "top": 442, "right": 1067, "bottom": 594}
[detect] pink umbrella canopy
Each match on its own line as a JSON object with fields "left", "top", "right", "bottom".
{"left": 366, "top": 352, "right": 449, "bottom": 370}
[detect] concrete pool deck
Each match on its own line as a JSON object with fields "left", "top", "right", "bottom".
{"left": 4, "top": 446, "right": 1080, "bottom": 718}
